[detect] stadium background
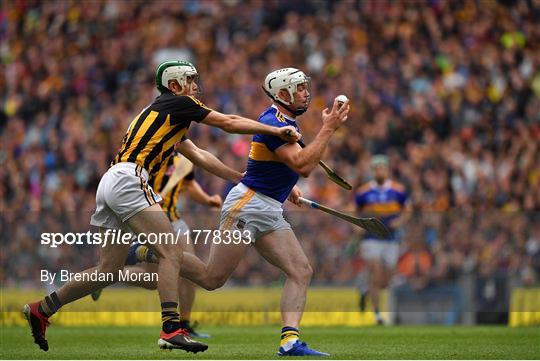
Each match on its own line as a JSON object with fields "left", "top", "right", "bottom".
{"left": 1, "top": 0, "right": 540, "bottom": 329}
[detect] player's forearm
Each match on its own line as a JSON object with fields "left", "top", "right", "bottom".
{"left": 222, "top": 115, "right": 280, "bottom": 136}
{"left": 189, "top": 148, "right": 242, "bottom": 183}
{"left": 184, "top": 181, "right": 213, "bottom": 205}
{"left": 295, "top": 126, "right": 334, "bottom": 176}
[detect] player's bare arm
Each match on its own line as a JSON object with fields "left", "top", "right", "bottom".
{"left": 274, "top": 98, "right": 350, "bottom": 177}
{"left": 201, "top": 111, "right": 301, "bottom": 143}
{"left": 163, "top": 63, "right": 300, "bottom": 144}
{"left": 182, "top": 179, "right": 223, "bottom": 208}
{"left": 176, "top": 139, "right": 243, "bottom": 183}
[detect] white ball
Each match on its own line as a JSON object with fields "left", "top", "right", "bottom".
{"left": 335, "top": 94, "right": 348, "bottom": 107}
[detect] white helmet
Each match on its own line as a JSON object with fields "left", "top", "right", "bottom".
{"left": 155, "top": 60, "right": 198, "bottom": 93}
{"left": 263, "top": 68, "right": 311, "bottom": 110}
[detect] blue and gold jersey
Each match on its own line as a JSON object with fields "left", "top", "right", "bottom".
{"left": 355, "top": 180, "right": 408, "bottom": 240}
{"left": 241, "top": 105, "right": 299, "bottom": 203}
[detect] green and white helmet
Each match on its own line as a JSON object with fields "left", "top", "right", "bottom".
{"left": 262, "top": 67, "right": 310, "bottom": 106}
{"left": 155, "top": 60, "right": 198, "bottom": 93}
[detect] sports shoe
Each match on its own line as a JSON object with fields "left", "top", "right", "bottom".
{"left": 185, "top": 321, "right": 211, "bottom": 339}
{"left": 91, "top": 289, "right": 102, "bottom": 301}
{"left": 158, "top": 328, "right": 208, "bottom": 353}
{"left": 375, "top": 313, "right": 385, "bottom": 326}
{"left": 22, "top": 302, "right": 50, "bottom": 351}
{"left": 278, "top": 340, "right": 330, "bottom": 357}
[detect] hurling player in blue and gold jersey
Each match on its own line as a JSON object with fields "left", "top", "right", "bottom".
{"left": 165, "top": 68, "right": 350, "bottom": 356}
{"left": 355, "top": 155, "right": 411, "bottom": 324}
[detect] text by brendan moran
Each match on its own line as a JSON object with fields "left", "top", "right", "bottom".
{"left": 40, "top": 269, "right": 158, "bottom": 285}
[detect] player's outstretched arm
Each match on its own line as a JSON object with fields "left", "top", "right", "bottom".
{"left": 176, "top": 139, "right": 243, "bottom": 183}
{"left": 182, "top": 179, "right": 223, "bottom": 208}
{"left": 201, "top": 111, "right": 301, "bottom": 143}
{"left": 275, "top": 99, "right": 350, "bottom": 177}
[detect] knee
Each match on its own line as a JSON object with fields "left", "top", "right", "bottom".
{"left": 288, "top": 262, "right": 313, "bottom": 284}
{"left": 301, "top": 262, "right": 313, "bottom": 282}
{"left": 203, "top": 274, "right": 228, "bottom": 291}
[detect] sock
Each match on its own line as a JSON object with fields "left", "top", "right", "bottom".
{"left": 280, "top": 326, "right": 300, "bottom": 351}
{"left": 137, "top": 245, "right": 157, "bottom": 263}
{"left": 374, "top": 306, "right": 380, "bottom": 316}
{"left": 161, "top": 302, "right": 181, "bottom": 333}
{"left": 179, "top": 320, "right": 190, "bottom": 329}
{"left": 38, "top": 291, "right": 62, "bottom": 318}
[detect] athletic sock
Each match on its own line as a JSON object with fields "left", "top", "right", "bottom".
{"left": 161, "top": 302, "right": 181, "bottom": 333}
{"left": 136, "top": 245, "right": 157, "bottom": 263}
{"left": 280, "top": 326, "right": 300, "bottom": 351}
{"left": 179, "top": 320, "right": 190, "bottom": 329}
{"left": 38, "top": 291, "right": 62, "bottom": 318}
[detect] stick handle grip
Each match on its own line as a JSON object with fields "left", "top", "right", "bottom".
{"left": 284, "top": 128, "right": 300, "bottom": 140}
{"left": 298, "top": 197, "right": 317, "bottom": 209}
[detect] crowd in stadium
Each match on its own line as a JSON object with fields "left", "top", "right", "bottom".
{"left": 2, "top": 0, "right": 539, "bottom": 290}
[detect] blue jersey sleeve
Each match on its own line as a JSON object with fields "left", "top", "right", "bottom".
{"left": 257, "top": 115, "right": 289, "bottom": 152}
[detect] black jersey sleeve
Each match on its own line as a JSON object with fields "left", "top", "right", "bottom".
{"left": 171, "top": 95, "right": 212, "bottom": 124}
{"left": 184, "top": 170, "right": 195, "bottom": 181}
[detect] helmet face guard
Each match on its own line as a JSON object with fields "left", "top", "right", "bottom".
{"left": 155, "top": 60, "right": 199, "bottom": 94}
{"left": 263, "top": 68, "right": 311, "bottom": 116}
{"left": 185, "top": 73, "right": 202, "bottom": 98}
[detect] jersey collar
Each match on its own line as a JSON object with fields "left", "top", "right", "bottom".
{"left": 271, "top": 104, "right": 297, "bottom": 125}
{"left": 370, "top": 179, "right": 392, "bottom": 190}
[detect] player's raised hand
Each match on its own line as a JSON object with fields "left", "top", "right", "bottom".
{"left": 322, "top": 98, "right": 350, "bottom": 131}
{"left": 279, "top": 126, "right": 302, "bottom": 143}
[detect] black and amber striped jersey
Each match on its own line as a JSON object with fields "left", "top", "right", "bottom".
{"left": 112, "top": 92, "right": 211, "bottom": 176}
{"left": 149, "top": 154, "right": 194, "bottom": 222}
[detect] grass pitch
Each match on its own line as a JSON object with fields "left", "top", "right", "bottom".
{"left": 1, "top": 325, "right": 539, "bottom": 359}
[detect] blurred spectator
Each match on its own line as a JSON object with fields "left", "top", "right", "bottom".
{"left": 397, "top": 230, "right": 433, "bottom": 291}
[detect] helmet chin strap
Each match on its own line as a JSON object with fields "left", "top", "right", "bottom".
{"left": 275, "top": 99, "right": 308, "bottom": 116}
{"left": 262, "top": 87, "right": 307, "bottom": 117}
